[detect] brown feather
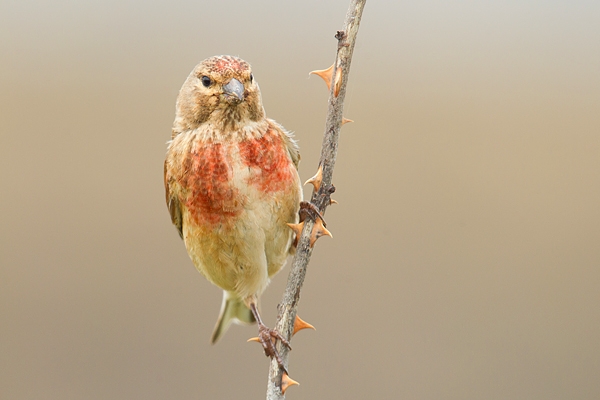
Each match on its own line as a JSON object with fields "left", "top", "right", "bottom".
{"left": 164, "top": 159, "right": 183, "bottom": 238}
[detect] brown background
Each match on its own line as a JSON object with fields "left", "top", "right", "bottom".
{"left": 2, "top": 1, "right": 599, "bottom": 399}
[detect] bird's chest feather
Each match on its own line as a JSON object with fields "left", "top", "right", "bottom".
{"left": 179, "top": 130, "right": 296, "bottom": 226}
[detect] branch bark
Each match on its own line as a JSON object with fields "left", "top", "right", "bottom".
{"left": 266, "top": 1, "right": 367, "bottom": 398}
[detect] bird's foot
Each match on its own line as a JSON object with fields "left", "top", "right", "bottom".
{"left": 289, "top": 202, "right": 328, "bottom": 248}
{"left": 248, "top": 315, "right": 313, "bottom": 377}
{"left": 298, "top": 201, "right": 333, "bottom": 247}
{"left": 299, "top": 201, "right": 327, "bottom": 226}
{"left": 247, "top": 302, "right": 291, "bottom": 373}
{"left": 256, "top": 323, "right": 291, "bottom": 373}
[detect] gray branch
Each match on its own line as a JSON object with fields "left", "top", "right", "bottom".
{"left": 266, "top": 1, "right": 367, "bottom": 398}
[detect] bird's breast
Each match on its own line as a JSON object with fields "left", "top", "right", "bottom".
{"left": 238, "top": 130, "right": 296, "bottom": 194}
{"left": 181, "top": 141, "right": 239, "bottom": 226}
{"left": 176, "top": 128, "right": 297, "bottom": 227}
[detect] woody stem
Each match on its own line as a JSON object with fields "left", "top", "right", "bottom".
{"left": 265, "top": 0, "right": 367, "bottom": 399}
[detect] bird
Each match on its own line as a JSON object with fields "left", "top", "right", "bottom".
{"left": 163, "top": 55, "right": 302, "bottom": 367}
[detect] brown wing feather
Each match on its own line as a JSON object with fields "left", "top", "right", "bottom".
{"left": 269, "top": 119, "right": 300, "bottom": 170}
{"left": 164, "top": 159, "right": 183, "bottom": 239}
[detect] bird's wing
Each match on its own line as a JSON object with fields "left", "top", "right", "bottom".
{"left": 164, "top": 159, "right": 183, "bottom": 239}
{"left": 269, "top": 119, "right": 300, "bottom": 170}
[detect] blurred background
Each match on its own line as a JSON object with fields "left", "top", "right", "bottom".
{"left": 1, "top": 1, "right": 599, "bottom": 399}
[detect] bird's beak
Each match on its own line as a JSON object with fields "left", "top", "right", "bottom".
{"left": 222, "top": 78, "right": 245, "bottom": 102}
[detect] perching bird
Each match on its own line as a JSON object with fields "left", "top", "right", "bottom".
{"left": 164, "top": 55, "right": 301, "bottom": 365}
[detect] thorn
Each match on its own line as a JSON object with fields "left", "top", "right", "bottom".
{"left": 334, "top": 67, "right": 342, "bottom": 97}
{"left": 281, "top": 372, "right": 299, "bottom": 394}
{"left": 293, "top": 315, "right": 316, "bottom": 336}
{"left": 330, "top": 199, "right": 338, "bottom": 205}
{"left": 309, "top": 218, "right": 332, "bottom": 247}
{"left": 287, "top": 221, "right": 305, "bottom": 247}
{"left": 342, "top": 117, "right": 354, "bottom": 125}
{"left": 309, "top": 64, "right": 334, "bottom": 91}
{"left": 286, "top": 221, "right": 305, "bottom": 237}
{"left": 304, "top": 165, "right": 323, "bottom": 192}
{"left": 248, "top": 335, "right": 278, "bottom": 347}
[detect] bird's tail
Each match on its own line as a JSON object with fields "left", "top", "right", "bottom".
{"left": 210, "top": 291, "right": 256, "bottom": 344}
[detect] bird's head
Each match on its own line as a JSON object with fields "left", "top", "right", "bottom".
{"left": 173, "top": 55, "right": 265, "bottom": 135}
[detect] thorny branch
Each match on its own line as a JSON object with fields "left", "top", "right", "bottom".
{"left": 266, "top": 0, "right": 367, "bottom": 398}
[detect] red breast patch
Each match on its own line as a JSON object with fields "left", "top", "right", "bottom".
{"left": 239, "top": 130, "right": 294, "bottom": 193}
{"left": 183, "top": 143, "right": 241, "bottom": 225}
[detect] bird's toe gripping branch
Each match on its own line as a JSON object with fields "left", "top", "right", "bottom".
{"left": 299, "top": 201, "right": 332, "bottom": 248}
{"left": 287, "top": 200, "right": 334, "bottom": 248}
{"left": 247, "top": 329, "right": 290, "bottom": 373}
{"left": 246, "top": 302, "right": 291, "bottom": 373}
{"left": 248, "top": 314, "right": 314, "bottom": 384}
{"left": 295, "top": 164, "right": 338, "bottom": 247}
{"left": 259, "top": 323, "right": 291, "bottom": 370}
{"left": 291, "top": 200, "right": 332, "bottom": 248}
{"left": 248, "top": 315, "right": 315, "bottom": 341}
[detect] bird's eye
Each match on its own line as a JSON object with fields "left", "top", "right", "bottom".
{"left": 249, "top": 74, "right": 253, "bottom": 83}
{"left": 201, "top": 76, "right": 212, "bottom": 87}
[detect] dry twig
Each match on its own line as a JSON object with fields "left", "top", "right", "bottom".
{"left": 265, "top": 1, "right": 367, "bottom": 398}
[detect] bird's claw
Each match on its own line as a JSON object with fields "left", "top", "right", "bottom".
{"left": 299, "top": 201, "right": 327, "bottom": 226}
{"left": 257, "top": 323, "right": 291, "bottom": 373}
